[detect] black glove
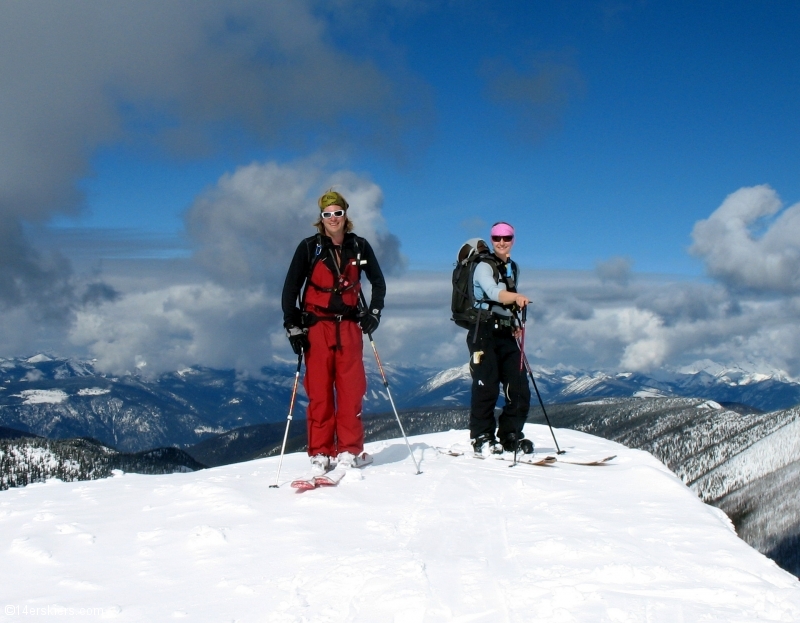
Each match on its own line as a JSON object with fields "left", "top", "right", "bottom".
{"left": 286, "top": 325, "right": 309, "bottom": 355}
{"left": 359, "top": 308, "right": 381, "bottom": 335}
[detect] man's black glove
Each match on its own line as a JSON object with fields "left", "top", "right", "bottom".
{"left": 286, "top": 325, "right": 309, "bottom": 355}
{"left": 358, "top": 308, "right": 381, "bottom": 335}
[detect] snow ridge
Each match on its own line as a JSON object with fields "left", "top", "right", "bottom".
{"left": 1, "top": 426, "right": 799, "bottom": 621}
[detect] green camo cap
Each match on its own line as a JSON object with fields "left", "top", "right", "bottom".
{"left": 318, "top": 190, "right": 349, "bottom": 211}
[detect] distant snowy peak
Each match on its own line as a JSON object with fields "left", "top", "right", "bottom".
{"left": 676, "top": 358, "right": 728, "bottom": 377}
{"left": 559, "top": 372, "right": 616, "bottom": 396}
{"left": 26, "top": 354, "right": 53, "bottom": 363}
{"left": 420, "top": 363, "right": 470, "bottom": 393}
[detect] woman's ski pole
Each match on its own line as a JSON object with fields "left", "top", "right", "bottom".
{"left": 359, "top": 293, "right": 421, "bottom": 475}
{"left": 270, "top": 352, "right": 303, "bottom": 488}
{"left": 519, "top": 305, "right": 527, "bottom": 372}
{"left": 513, "top": 310, "right": 564, "bottom": 455}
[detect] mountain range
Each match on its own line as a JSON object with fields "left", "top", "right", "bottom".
{"left": 2, "top": 354, "right": 799, "bottom": 452}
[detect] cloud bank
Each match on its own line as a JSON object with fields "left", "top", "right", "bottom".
{"left": 53, "top": 183, "right": 800, "bottom": 379}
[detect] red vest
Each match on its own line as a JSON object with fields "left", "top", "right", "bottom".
{"left": 303, "top": 251, "right": 362, "bottom": 315}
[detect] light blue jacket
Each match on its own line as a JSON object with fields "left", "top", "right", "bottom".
{"left": 472, "top": 259, "right": 515, "bottom": 318}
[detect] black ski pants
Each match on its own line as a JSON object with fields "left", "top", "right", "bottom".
{"left": 466, "top": 320, "right": 531, "bottom": 442}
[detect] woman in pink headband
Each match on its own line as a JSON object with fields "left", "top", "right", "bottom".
{"left": 490, "top": 221, "right": 515, "bottom": 239}
{"left": 466, "top": 221, "right": 533, "bottom": 457}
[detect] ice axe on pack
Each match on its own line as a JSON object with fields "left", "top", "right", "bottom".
{"left": 270, "top": 351, "right": 303, "bottom": 488}
{"left": 513, "top": 308, "right": 564, "bottom": 455}
{"left": 358, "top": 291, "right": 422, "bottom": 475}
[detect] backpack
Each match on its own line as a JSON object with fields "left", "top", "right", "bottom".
{"left": 451, "top": 238, "right": 498, "bottom": 330}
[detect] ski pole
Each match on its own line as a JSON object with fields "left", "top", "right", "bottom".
{"left": 518, "top": 305, "right": 527, "bottom": 372}
{"left": 359, "top": 292, "right": 422, "bottom": 475}
{"left": 513, "top": 310, "right": 564, "bottom": 455}
{"left": 270, "top": 351, "right": 303, "bottom": 488}
{"left": 520, "top": 349, "right": 564, "bottom": 454}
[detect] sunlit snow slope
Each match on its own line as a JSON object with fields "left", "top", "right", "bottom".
{"left": 2, "top": 425, "right": 799, "bottom": 622}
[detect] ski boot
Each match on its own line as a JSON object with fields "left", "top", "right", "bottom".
{"left": 501, "top": 433, "right": 534, "bottom": 455}
{"left": 472, "top": 433, "right": 504, "bottom": 457}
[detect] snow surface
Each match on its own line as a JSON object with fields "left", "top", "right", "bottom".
{"left": 2, "top": 426, "right": 799, "bottom": 622}
{"left": 11, "top": 389, "right": 69, "bottom": 404}
{"left": 76, "top": 388, "right": 111, "bottom": 397}
{"left": 632, "top": 388, "right": 667, "bottom": 398}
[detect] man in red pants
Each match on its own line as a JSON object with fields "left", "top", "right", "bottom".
{"left": 281, "top": 190, "right": 386, "bottom": 477}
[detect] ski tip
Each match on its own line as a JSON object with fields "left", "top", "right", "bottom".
{"left": 291, "top": 480, "right": 317, "bottom": 491}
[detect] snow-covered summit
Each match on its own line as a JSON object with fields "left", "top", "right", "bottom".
{"left": 2, "top": 426, "right": 799, "bottom": 621}
{"left": 25, "top": 354, "right": 53, "bottom": 364}
{"left": 419, "top": 362, "right": 470, "bottom": 393}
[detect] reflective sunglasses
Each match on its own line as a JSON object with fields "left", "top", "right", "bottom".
{"left": 321, "top": 209, "right": 346, "bottom": 219}
{"left": 491, "top": 235, "right": 514, "bottom": 242}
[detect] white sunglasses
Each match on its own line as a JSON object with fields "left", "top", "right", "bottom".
{"left": 321, "top": 209, "right": 346, "bottom": 219}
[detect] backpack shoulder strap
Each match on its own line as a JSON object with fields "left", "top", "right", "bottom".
{"left": 300, "top": 234, "right": 325, "bottom": 306}
{"left": 476, "top": 253, "right": 501, "bottom": 283}
{"left": 351, "top": 234, "right": 364, "bottom": 268}
{"left": 469, "top": 253, "right": 502, "bottom": 306}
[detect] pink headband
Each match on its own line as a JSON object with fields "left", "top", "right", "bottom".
{"left": 490, "top": 222, "right": 515, "bottom": 238}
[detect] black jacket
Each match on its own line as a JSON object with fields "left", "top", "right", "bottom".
{"left": 281, "top": 232, "right": 387, "bottom": 327}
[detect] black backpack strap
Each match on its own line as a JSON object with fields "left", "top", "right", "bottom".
{"left": 350, "top": 235, "right": 369, "bottom": 280}
{"left": 300, "top": 234, "right": 325, "bottom": 308}
{"left": 472, "top": 254, "right": 502, "bottom": 313}
{"left": 501, "top": 259, "right": 518, "bottom": 293}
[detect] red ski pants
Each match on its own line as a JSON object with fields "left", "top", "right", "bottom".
{"left": 303, "top": 319, "right": 366, "bottom": 457}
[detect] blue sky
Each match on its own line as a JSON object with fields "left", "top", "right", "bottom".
{"left": 57, "top": 1, "right": 800, "bottom": 274}
{"left": 3, "top": 1, "right": 800, "bottom": 376}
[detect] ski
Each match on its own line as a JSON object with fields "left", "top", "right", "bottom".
{"left": 435, "top": 446, "right": 615, "bottom": 467}
{"left": 436, "top": 447, "right": 555, "bottom": 466}
{"left": 291, "top": 453, "right": 373, "bottom": 491}
{"left": 315, "top": 452, "right": 373, "bottom": 487}
{"left": 495, "top": 454, "right": 557, "bottom": 466}
{"left": 291, "top": 459, "right": 337, "bottom": 491}
{"left": 557, "top": 455, "right": 616, "bottom": 466}
{"left": 314, "top": 469, "right": 346, "bottom": 487}
{"left": 435, "top": 446, "right": 466, "bottom": 457}
{"left": 291, "top": 473, "right": 322, "bottom": 491}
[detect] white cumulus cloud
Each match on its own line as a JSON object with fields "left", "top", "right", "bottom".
{"left": 185, "top": 160, "right": 406, "bottom": 291}
{"left": 690, "top": 185, "right": 800, "bottom": 293}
